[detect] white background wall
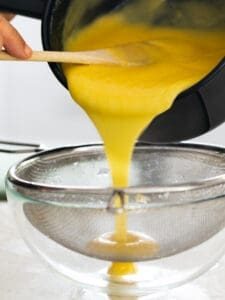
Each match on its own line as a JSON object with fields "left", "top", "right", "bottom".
{"left": 0, "top": 16, "right": 100, "bottom": 148}
{"left": 0, "top": 16, "right": 225, "bottom": 149}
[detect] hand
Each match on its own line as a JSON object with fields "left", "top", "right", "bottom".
{"left": 0, "top": 13, "right": 32, "bottom": 59}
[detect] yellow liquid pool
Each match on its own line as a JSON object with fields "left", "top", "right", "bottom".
{"left": 63, "top": 10, "right": 225, "bottom": 277}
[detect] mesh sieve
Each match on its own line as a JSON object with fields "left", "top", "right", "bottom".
{"left": 7, "top": 144, "right": 225, "bottom": 261}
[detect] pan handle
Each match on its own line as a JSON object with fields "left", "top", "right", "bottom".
{"left": 0, "top": 0, "right": 47, "bottom": 19}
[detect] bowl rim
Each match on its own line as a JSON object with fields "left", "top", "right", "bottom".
{"left": 6, "top": 142, "right": 225, "bottom": 198}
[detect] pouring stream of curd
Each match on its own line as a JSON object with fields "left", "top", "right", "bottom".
{"left": 63, "top": 11, "right": 225, "bottom": 277}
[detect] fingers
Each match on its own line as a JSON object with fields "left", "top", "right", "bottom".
{"left": 2, "top": 13, "right": 15, "bottom": 21}
{"left": 0, "top": 15, "right": 32, "bottom": 59}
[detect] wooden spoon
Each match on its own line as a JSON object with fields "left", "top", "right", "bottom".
{"left": 0, "top": 42, "right": 152, "bottom": 67}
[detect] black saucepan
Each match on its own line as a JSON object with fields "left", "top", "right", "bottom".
{"left": 0, "top": 0, "right": 225, "bottom": 143}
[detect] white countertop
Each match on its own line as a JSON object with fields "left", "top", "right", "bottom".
{"left": 1, "top": 201, "right": 225, "bottom": 300}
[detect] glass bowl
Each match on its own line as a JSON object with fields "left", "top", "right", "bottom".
{"left": 6, "top": 143, "right": 225, "bottom": 297}
{"left": 0, "top": 141, "right": 42, "bottom": 198}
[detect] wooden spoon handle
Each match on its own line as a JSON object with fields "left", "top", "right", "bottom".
{"left": 0, "top": 50, "right": 117, "bottom": 65}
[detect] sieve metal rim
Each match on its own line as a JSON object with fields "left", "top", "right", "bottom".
{"left": 7, "top": 143, "right": 225, "bottom": 201}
